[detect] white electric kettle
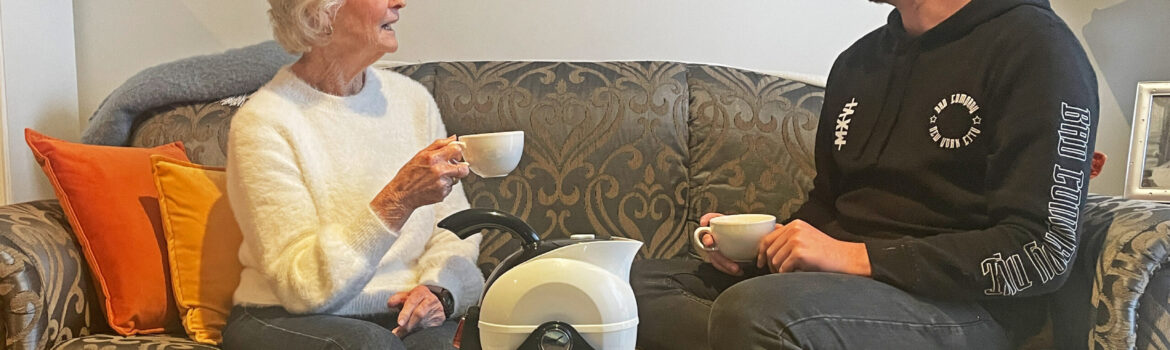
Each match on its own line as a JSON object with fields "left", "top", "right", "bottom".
{"left": 438, "top": 209, "right": 642, "bottom": 350}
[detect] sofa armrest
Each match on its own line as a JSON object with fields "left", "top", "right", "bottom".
{"left": 0, "top": 200, "right": 104, "bottom": 350}
{"left": 1135, "top": 266, "right": 1170, "bottom": 349}
{"left": 1078, "top": 195, "right": 1170, "bottom": 349}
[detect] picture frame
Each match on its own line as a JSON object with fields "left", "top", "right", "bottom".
{"left": 1124, "top": 82, "right": 1170, "bottom": 200}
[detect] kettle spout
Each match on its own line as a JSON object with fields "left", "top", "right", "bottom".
{"left": 530, "top": 238, "right": 644, "bottom": 282}
{"left": 437, "top": 209, "right": 540, "bottom": 245}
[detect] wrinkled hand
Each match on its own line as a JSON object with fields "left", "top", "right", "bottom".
{"left": 387, "top": 285, "right": 446, "bottom": 338}
{"left": 757, "top": 219, "right": 871, "bottom": 276}
{"left": 372, "top": 136, "right": 470, "bottom": 229}
{"left": 698, "top": 213, "right": 748, "bottom": 276}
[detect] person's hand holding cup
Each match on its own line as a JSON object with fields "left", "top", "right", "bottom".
{"left": 450, "top": 131, "right": 524, "bottom": 178}
{"left": 694, "top": 213, "right": 777, "bottom": 276}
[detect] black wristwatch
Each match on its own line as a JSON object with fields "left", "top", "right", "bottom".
{"left": 426, "top": 285, "right": 455, "bottom": 319}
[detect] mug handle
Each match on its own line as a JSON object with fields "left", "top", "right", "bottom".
{"left": 448, "top": 141, "right": 470, "bottom": 166}
{"left": 693, "top": 227, "right": 719, "bottom": 252}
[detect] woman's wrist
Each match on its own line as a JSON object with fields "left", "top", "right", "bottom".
{"left": 371, "top": 190, "right": 414, "bottom": 231}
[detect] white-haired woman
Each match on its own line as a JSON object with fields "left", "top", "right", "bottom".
{"left": 220, "top": 0, "right": 483, "bottom": 349}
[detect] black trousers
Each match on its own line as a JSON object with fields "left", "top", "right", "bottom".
{"left": 631, "top": 258, "right": 1013, "bottom": 350}
{"left": 221, "top": 305, "right": 459, "bottom": 350}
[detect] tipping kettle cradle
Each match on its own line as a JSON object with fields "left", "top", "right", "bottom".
{"left": 439, "top": 209, "right": 642, "bottom": 350}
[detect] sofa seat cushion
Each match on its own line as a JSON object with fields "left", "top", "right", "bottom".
{"left": 52, "top": 334, "right": 218, "bottom": 350}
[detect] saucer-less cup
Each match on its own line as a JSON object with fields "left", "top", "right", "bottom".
{"left": 693, "top": 214, "right": 777, "bottom": 262}
{"left": 452, "top": 131, "right": 524, "bottom": 178}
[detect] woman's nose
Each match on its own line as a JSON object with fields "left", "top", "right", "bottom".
{"left": 390, "top": 0, "right": 405, "bottom": 9}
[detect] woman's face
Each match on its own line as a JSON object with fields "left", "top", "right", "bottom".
{"left": 330, "top": 0, "right": 405, "bottom": 54}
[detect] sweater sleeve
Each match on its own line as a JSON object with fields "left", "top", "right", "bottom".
{"left": 864, "top": 25, "right": 1098, "bottom": 300}
{"left": 417, "top": 183, "right": 483, "bottom": 317}
{"left": 416, "top": 99, "right": 485, "bottom": 317}
{"left": 226, "top": 112, "right": 399, "bottom": 313}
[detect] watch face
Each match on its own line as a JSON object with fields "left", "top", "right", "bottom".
{"left": 426, "top": 285, "right": 455, "bottom": 317}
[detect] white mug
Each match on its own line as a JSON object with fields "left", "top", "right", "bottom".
{"left": 693, "top": 214, "right": 776, "bottom": 262}
{"left": 451, "top": 131, "right": 524, "bottom": 178}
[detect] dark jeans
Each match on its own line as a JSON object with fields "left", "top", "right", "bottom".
{"left": 632, "top": 259, "right": 1012, "bottom": 350}
{"left": 221, "top": 306, "right": 458, "bottom": 350}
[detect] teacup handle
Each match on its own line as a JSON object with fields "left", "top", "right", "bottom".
{"left": 693, "top": 227, "right": 719, "bottom": 252}
{"left": 447, "top": 141, "right": 470, "bottom": 166}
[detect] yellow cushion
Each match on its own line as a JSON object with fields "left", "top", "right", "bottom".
{"left": 151, "top": 155, "right": 243, "bottom": 345}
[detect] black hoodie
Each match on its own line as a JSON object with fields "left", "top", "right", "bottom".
{"left": 791, "top": 0, "right": 1098, "bottom": 334}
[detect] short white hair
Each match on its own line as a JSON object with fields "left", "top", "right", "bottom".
{"left": 268, "top": 0, "right": 346, "bottom": 53}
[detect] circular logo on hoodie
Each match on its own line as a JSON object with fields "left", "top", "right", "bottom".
{"left": 928, "top": 93, "right": 983, "bottom": 149}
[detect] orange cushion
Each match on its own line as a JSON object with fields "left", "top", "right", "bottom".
{"left": 25, "top": 129, "right": 185, "bottom": 335}
{"left": 151, "top": 156, "right": 243, "bottom": 345}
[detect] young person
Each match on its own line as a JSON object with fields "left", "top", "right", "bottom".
{"left": 633, "top": 0, "right": 1098, "bottom": 348}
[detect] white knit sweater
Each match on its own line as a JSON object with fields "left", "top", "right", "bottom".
{"left": 226, "top": 66, "right": 483, "bottom": 316}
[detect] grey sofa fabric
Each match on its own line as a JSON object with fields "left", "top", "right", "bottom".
{"left": 432, "top": 61, "right": 692, "bottom": 268}
{"left": 3, "top": 60, "right": 1168, "bottom": 349}
{"left": 52, "top": 334, "right": 216, "bottom": 350}
{"left": 1078, "top": 195, "right": 1170, "bottom": 349}
{"left": 0, "top": 201, "right": 105, "bottom": 350}
{"left": 685, "top": 64, "right": 821, "bottom": 240}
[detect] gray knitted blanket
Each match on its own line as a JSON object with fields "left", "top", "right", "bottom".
{"left": 81, "top": 41, "right": 298, "bottom": 146}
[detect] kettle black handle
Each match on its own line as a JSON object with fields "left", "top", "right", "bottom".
{"left": 437, "top": 209, "right": 541, "bottom": 246}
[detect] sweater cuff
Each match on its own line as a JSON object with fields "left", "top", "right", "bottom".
{"left": 419, "top": 258, "right": 483, "bottom": 317}
{"left": 342, "top": 205, "right": 401, "bottom": 257}
{"left": 864, "top": 239, "right": 916, "bottom": 289}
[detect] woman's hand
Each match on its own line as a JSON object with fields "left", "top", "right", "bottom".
{"left": 371, "top": 136, "right": 470, "bottom": 230}
{"left": 757, "top": 219, "right": 871, "bottom": 276}
{"left": 387, "top": 285, "right": 447, "bottom": 338}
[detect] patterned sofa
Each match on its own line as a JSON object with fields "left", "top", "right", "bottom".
{"left": 1, "top": 61, "right": 1167, "bottom": 350}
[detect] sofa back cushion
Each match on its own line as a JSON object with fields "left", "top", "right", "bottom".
{"left": 432, "top": 62, "right": 693, "bottom": 269}
{"left": 124, "top": 61, "right": 824, "bottom": 272}
{"left": 685, "top": 65, "right": 823, "bottom": 234}
{"left": 131, "top": 102, "right": 236, "bottom": 166}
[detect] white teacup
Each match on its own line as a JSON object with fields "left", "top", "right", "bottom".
{"left": 452, "top": 131, "right": 524, "bottom": 178}
{"left": 693, "top": 214, "right": 777, "bottom": 262}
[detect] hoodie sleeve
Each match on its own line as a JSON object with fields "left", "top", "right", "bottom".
{"left": 864, "top": 24, "right": 1098, "bottom": 300}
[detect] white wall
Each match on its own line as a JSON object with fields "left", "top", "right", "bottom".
{"left": 72, "top": 0, "right": 1165, "bottom": 196}
{"left": 386, "top": 1, "right": 889, "bottom": 82}
{"left": 73, "top": 1, "right": 273, "bottom": 132}
{"left": 1051, "top": 0, "right": 1170, "bottom": 195}
{"left": 1, "top": 0, "right": 80, "bottom": 203}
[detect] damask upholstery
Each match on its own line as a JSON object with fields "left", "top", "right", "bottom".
{"left": 1078, "top": 195, "right": 1170, "bottom": 349}
{"left": 1137, "top": 270, "right": 1170, "bottom": 349}
{"left": 53, "top": 334, "right": 216, "bottom": 350}
{"left": 685, "top": 64, "right": 821, "bottom": 236}
{"left": 432, "top": 62, "right": 692, "bottom": 269}
{"left": 0, "top": 200, "right": 105, "bottom": 350}
{"left": 3, "top": 61, "right": 1169, "bottom": 349}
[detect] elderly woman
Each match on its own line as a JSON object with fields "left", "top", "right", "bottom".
{"left": 219, "top": 0, "right": 482, "bottom": 349}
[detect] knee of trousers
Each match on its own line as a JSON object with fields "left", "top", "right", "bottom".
{"left": 708, "top": 273, "right": 847, "bottom": 345}
{"left": 324, "top": 321, "right": 403, "bottom": 350}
